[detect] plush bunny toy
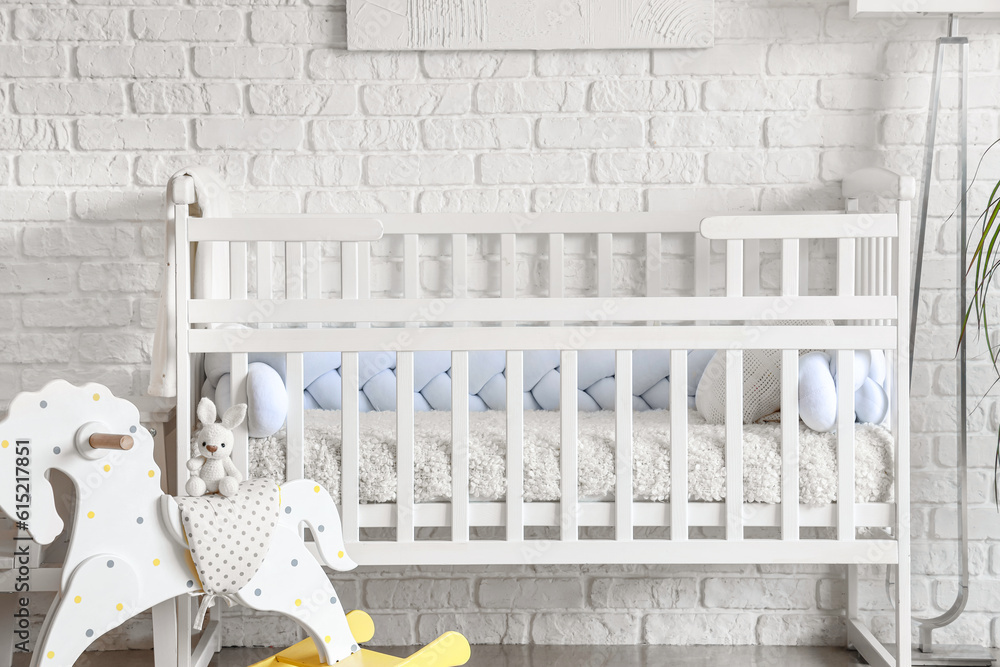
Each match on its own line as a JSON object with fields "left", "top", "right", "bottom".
{"left": 186, "top": 397, "right": 247, "bottom": 497}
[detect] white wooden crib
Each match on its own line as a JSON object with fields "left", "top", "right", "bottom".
{"left": 167, "top": 167, "right": 914, "bottom": 667}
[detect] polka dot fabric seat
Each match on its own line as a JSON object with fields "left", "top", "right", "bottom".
{"left": 206, "top": 349, "right": 703, "bottom": 439}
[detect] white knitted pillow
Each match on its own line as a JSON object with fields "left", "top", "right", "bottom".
{"left": 695, "top": 320, "right": 831, "bottom": 425}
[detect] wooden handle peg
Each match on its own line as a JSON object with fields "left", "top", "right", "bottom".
{"left": 89, "top": 434, "right": 134, "bottom": 451}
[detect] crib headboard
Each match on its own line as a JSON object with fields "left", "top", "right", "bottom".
{"left": 167, "top": 167, "right": 912, "bottom": 566}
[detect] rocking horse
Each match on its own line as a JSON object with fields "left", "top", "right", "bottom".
{"left": 0, "top": 381, "right": 470, "bottom": 667}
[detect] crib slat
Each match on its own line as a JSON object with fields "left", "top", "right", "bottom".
{"left": 646, "top": 233, "right": 661, "bottom": 327}
{"left": 837, "top": 349, "right": 855, "bottom": 541}
{"left": 670, "top": 350, "right": 688, "bottom": 540}
{"left": 451, "top": 234, "right": 469, "bottom": 542}
{"left": 404, "top": 233, "right": 419, "bottom": 302}
{"left": 306, "top": 242, "right": 321, "bottom": 297}
{"left": 799, "top": 240, "right": 810, "bottom": 295}
{"left": 560, "top": 350, "right": 578, "bottom": 542}
{"left": 550, "top": 233, "right": 564, "bottom": 299}
{"left": 343, "top": 242, "right": 359, "bottom": 300}
{"left": 501, "top": 233, "right": 516, "bottom": 326}
{"left": 230, "top": 353, "right": 249, "bottom": 479}
{"left": 615, "top": 350, "right": 633, "bottom": 541}
{"left": 726, "top": 239, "right": 744, "bottom": 540}
{"left": 838, "top": 238, "right": 856, "bottom": 302}
{"left": 781, "top": 350, "right": 799, "bottom": 541}
{"left": 726, "top": 240, "right": 743, "bottom": 297}
{"left": 174, "top": 203, "right": 191, "bottom": 497}
{"left": 342, "top": 353, "right": 360, "bottom": 542}
{"left": 645, "top": 233, "right": 661, "bottom": 297}
{"left": 781, "top": 238, "right": 801, "bottom": 541}
{"left": 726, "top": 349, "right": 743, "bottom": 541}
{"left": 286, "top": 352, "right": 304, "bottom": 481}
{"left": 397, "top": 351, "right": 415, "bottom": 542}
{"left": 453, "top": 234, "right": 468, "bottom": 301}
{"left": 286, "top": 242, "right": 303, "bottom": 300}
{"left": 506, "top": 350, "right": 524, "bottom": 542}
{"left": 598, "top": 233, "right": 612, "bottom": 298}
{"left": 743, "top": 239, "right": 760, "bottom": 296}
{"left": 229, "top": 241, "right": 249, "bottom": 480}
{"left": 782, "top": 240, "right": 800, "bottom": 296}
{"left": 694, "top": 235, "right": 710, "bottom": 298}
{"left": 452, "top": 351, "right": 470, "bottom": 542}
{"left": 257, "top": 241, "right": 273, "bottom": 329}
{"left": 359, "top": 242, "right": 371, "bottom": 302}
{"left": 231, "top": 242, "right": 247, "bottom": 299}
{"left": 257, "top": 241, "right": 273, "bottom": 299}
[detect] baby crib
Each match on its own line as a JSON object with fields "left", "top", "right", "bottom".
{"left": 167, "top": 167, "right": 914, "bottom": 667}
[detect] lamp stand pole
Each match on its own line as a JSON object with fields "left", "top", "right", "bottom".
{"left": 905, "top": 14, "right": 993, "bottom": 667}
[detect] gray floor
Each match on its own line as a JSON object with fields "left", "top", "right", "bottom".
{"left": 14, "top": 645, "right": 873, "bottom": 666}
{"left": 14, "top": 645, "right": 1000, "bottom": 666}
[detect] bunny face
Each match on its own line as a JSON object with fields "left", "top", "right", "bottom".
{"left": 196, "top": 422, "right": 235, "bottom": 460}
{"left": 194, "top": 397, "right": 247, "bottom": 461}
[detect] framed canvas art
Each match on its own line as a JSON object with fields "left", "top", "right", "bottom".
{"left": 851, "top": 0, "right": 1000, "bottom": 16}
{"left": 347, "top": 0, "right": 715, "bottom": 50}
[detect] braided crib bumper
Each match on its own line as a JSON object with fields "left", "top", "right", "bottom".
{"left": 205, "top": 349, "right": 712, "bottom": 439}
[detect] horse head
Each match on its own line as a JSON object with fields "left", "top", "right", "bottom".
{"left": 0, "top": 381, "right": 154, "bottom": 545}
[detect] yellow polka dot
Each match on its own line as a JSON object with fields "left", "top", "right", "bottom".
{"left": 294, "top": 599, "right": 302, "bottom": 607}
{"left": 338, "top": 551, "right": 344, "bottom": 559}
{"left": 74, "top": 596, "right": 81, "bottom": 604}
{"left": 46, "top": 651, "right": 54, "bottom": 659}
{"left": 314, "top": 485, "right": 321, "bottom": 493}
{"left": 93, "top": 393, "right": 100, "bottom": 401}
{"left": 103, "top": 464, "right": 111, "bottom": 472}
{"left": 153, "top": 559, "right": 160, "bottom": 567}
{"left": 1, "top": 440, "right": 8, "bottom": 449}
{"left": 87, "top": 511, "right": 95, "bottom": 519}
{"left": 116, "top": 603, "right": 123, "bottom": 611}
{"left": 148, "top": 470, "right": 155, "bottom": 478}
{"left": 324, "top": 636, "right": 331, "bottom": 643}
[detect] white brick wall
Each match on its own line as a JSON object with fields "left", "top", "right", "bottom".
{"left": 3, "top": 0, "right": 1000, "bottom": 651}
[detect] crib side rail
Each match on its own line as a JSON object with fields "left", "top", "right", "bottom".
{"left": 173, "top": 201, "right": 908, "bottom": 560}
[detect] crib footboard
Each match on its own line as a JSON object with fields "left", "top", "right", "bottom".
{"left": 169, "top": 168, "right": 913, "bottom": 666}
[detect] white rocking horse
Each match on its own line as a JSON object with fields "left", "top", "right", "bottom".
{"left": 0, "top": 381, "right": 363, "bottom": 666}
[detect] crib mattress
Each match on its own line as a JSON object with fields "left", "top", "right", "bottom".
{"left": 247, "top": 409, "right": 894, "bottom": 506}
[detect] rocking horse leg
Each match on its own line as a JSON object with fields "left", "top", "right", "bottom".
{"left": 235, "top": 523, "right": 355, "bottom": 666}
{"left": 29, "top": 555, "right": 140, "bottom": 667}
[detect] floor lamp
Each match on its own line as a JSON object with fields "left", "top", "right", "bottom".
{"left": 906, "top": 14, "right": 993, "bottom": 667}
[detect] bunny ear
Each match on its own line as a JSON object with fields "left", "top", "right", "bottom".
{"left": 221, "top": 403, "right": 247, "bottom": 431}
{"left": 197, "top": 397, "right": 217, "bottom": 426}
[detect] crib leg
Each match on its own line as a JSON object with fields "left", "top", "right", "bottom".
{"left": 896, "top": 561, "right": 912, "bottom": 667}
{"left": 846, "top": 564, "right": 858, "bottom": 651}
{"left": 152, "top": 599, "right": 179, "bottom": 667}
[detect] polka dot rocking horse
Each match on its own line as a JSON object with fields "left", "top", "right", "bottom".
{"left": 0, "top": 381, "right": 470, "bottom": 667}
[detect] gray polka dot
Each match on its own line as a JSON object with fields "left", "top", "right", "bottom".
{"left": 284, "top": 506, "right": 292, "bottom": 514}
{"left": 351, "top": 644, "right": 358, "bottom": 652}
{"left": 86, "top": 629, "right": 94, "bottom": 638}
{"left": 39, "top": 401, "right": 47, "bottom": 408}
{"left": 318, "top": 525, "right": 325, "bottom": 532}
{"left": 130, "top": 426, "right": 137, "bottom": 433}
{"left": 291, "top": 559, "right": 298, "bottom": 567}
{"left": 106, "top": 560, "right": 114, "bottom": 568}
{"left": 186, "top": 580, "right": 194, "bottom": 588}
{"left": 53, "top": 447, "right": 60, "bottom": 455}
{"left": 254, "top": 589, "right": 261, "bottom": 596}
{"left": 136, "top": 517, "right": 143, "bottom": 524}
{"left": 330, "top": 596, "right": 337, "bottom": 605}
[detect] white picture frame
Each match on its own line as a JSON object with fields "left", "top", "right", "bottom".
{"left": 347, "top": 0, "right": 715, "bottom": 51}
{"left": 851, "top": 0, "right": 1000, "bottom": 17}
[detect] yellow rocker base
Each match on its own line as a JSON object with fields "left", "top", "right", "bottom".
{"left": 250, "top": 610, "right": 471, "bottom": 667}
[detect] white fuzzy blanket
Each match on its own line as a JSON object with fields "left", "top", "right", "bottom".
{"left": 248, "top": 409, "right": 893, "bottom": 506}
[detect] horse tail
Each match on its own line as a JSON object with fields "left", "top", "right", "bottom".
{"left": 279, "top": 479, "right": 357, "bottom": 572}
